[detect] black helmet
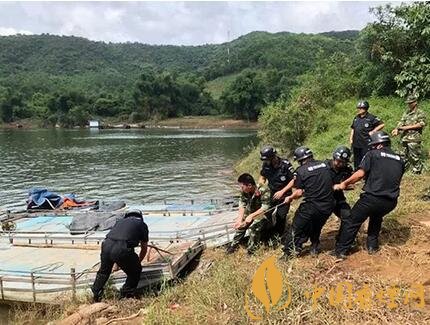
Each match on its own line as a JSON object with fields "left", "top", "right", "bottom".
{"left": 333, "top": 146, "right": 351, "bottom": 162}
{"left": 260, "top": 146, "right": 277, "bottom": 161}
{"left": 369, "top": 131, "right": 391, "bottom": 146}
{"left": 294, "top": 146, "right": 313, "bottom": 162}
{"left": 356, "top": 101, "right": 369, "bottom": 110}
{"left": 124, "top": 210, "right": 143, "bottom": 219}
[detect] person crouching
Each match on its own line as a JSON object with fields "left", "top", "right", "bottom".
{"left": 91, "top": 210, "right": 149, "bottom": 302}
{"left": 226, "top": 173, "right": 270, "bottom": 255}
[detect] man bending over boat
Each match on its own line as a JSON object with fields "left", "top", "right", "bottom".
{"left": 91, "top": 210, "right": 148, "bottom": 302}
{"left": 226, "top": 173, "right": 270, "bottom": 255}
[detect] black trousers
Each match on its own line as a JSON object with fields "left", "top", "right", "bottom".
{"left": 333, "top": 200, "right": 351, "bottom": 241}
{"left": 266, "top": 198, "right": 290, "bottom": 239}
{"left": 335, "top": 193, "right": 397, "bottom": 254}
{"left": 352, "top": 146, "right": 369, "bottom": 170}
{"left": 283, "top": 202, "right": 331, "bottom": 254}
{"left": 92, "top": 238, "right": 142, "bottom": 298}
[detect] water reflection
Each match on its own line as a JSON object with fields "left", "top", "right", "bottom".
{"left": 0, "top": 128, "right": 257, "bottom": 210}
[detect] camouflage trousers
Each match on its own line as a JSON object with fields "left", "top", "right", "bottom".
{"left": 229, "top": 217, "right": 271, "bottom": 254}
{"left": 399, "top": 141, "right": 424, "bottom": 174}
{"left": 421, "top": 187, "right": 430, "bottom": 201}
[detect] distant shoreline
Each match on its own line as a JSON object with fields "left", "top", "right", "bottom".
{"left": 0, "top": 116, "right": 259, "bottom": 130}
{"left": 145, "top": 116, "right": 258, "bottom": 129}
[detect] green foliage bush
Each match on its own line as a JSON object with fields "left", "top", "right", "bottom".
{"left": 129, "top": 110, "right": 146, "bottom": 123}
{"left": 258, "top": 99, "right": 312, "bottom": 155}
{"left": 258, "top": 52, "right": 362, "bottom": 154}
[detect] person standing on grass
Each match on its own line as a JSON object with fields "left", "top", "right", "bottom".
{"left": 326, "top": 146, "right": 354, "bottom": 242}
{"left": 391, "top": 95, "right": 427, "bottom": 174}
{"left": 332, "top": 131, "right": 404, "bottom": 259}
{"left": 259, "top": 145, "right": 295, "bottom": 240}
{"left": 282, "top": 147, "right": 334, "bottom": 258}
{"left": 350, "top": 101, "right": 384, "bottom": 170}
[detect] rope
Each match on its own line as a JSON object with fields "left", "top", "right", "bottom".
{"left": 102, "top": 309, "right": 145, "bottom": 325}
{"left": 236, "top": 201, "right": 287, "bottom": 229}
{"left": 147, "top": 244, "right": 173, "bottom": 255}
{"left": 31, "top": 262, "right": 64, "bottom": 272}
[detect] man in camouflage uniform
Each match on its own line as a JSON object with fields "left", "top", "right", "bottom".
{"left": 391, "top": 95, "right": 427, "bottom": 174}
{"left": 226, "top": 173, "right": 271, "bottom": 255}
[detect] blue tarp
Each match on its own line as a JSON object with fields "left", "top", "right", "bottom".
{"left": 27, "top": 188, "right": 64, "bottom": 210}
{"left": 26, "top": 188, "right": 100, "bottom": 210}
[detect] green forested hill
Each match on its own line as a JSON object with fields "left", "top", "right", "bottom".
{"left": 203, "top": 31, "right": 356, "bottom": 79}
{"left": 0, "top": 34, "right": 219, "bottom": 77}
{"left": 0, "top": 31, "right": 355, "bottom": 78}
{"left": 0, "top": 31, "right": 357, "bottom": 125}
{"left": 2, "top": 1, "right": 428, "bottom": 129}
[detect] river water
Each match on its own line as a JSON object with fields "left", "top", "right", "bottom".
{"left": 0, "top": 128, "right": 257, "bottom": 211}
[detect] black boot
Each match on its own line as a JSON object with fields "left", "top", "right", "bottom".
{"left": 329, "top": 250, "right": 347, "bottom": 260}
{"left": 367, "top": 246, "right": 380, "bottom": 255}
{"left": 226, "top": 244, "right": 239, "bottom": 255}
{"left": 91, "top": 287, "right": 103, "bottom": 303}
{"left": 309, "top": 243, "right": 320, "bottom": 256}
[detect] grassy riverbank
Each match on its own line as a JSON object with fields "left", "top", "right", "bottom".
{"left": 7, "top": 173, "right": 430, "bottom": 324}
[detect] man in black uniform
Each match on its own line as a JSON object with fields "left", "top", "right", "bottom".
{"left": 333, "top": 131, "right": 404, "bottom": 259}
{"left": 350, "top": 101, "right": 384, "bottom": 170}
{"left": 91, "top": 210, "right": 149, "bottom": 302}
{"left": 282, "top": 147, "right": 334, "bottom": 257}
{"left": 326, "top": 146, "right": 353, "bottom": 240}
{"left": 259, "top": 146, "right": 295, "bottom": 238}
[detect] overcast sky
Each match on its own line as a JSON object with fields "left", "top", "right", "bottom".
{"left": 0, "top": 1, "right": 394, "bottom": 45}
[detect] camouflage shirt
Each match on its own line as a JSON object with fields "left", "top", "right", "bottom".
{"left": 238, "top": 185, "right": 270, "bottom": 217}
{"left": 397, "top": 108, "right": 427, "bottom": 143}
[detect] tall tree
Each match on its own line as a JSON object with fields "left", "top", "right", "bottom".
{"left": 220, "top": 69, "right": 266, "bottom": 121}
{"left": 360, "top": 2, "right": 430, "bottom": 97}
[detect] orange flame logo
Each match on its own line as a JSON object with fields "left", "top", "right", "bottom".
{"left": 244, "top": 256, "right": 292, "bottom": 320}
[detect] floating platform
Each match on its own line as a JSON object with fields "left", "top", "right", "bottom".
{"left": 0, "top": 202, "right": 237, "bottom": 303}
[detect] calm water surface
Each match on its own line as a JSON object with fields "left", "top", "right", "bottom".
{"left": 0, "top": 128, "right": 257, "bottom": 211}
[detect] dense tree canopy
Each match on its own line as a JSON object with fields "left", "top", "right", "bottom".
{"left": 359, "top": 2, "right": 430, "bottom": 97}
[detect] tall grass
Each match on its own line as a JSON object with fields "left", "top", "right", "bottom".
{"left": 308, "top": 97, "right": 430, "bottom": 160}
{"left": 238, "top": 97, "right": 430, "bottom": 175}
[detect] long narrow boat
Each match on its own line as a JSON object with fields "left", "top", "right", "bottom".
{"left": 0, "top": 200, "right": 237, "bottom": 303}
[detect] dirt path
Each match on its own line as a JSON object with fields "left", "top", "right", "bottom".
{"left": 295, "top": 213, "right": 430, "bottom": 315}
